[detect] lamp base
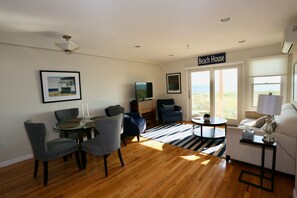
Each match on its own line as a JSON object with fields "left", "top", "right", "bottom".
{"left": 262, "top": 133, "right": 276, "bottom": 143}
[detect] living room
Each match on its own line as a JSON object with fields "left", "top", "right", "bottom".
{"left": 1, "top": 1, "right": 297, "bottom": 197}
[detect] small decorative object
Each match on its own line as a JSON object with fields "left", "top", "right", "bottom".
{"left": 81, "top": 104, "right": 91, "bottom": 127}
{"left": 242, "top": 126, "right": 254, "bottom": 141}
{"left": 203, "top": 113, "right": 210, "bottom": 122}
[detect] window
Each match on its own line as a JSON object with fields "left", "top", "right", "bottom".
{"left": 251, "top": 76, "right": 281, "bottom": 107}
{"left": 249, "top": 55, "right": 288, "bottom": 108}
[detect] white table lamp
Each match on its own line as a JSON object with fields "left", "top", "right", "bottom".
{"left": 256, "top": 93, "right": 282, "bottom": 142}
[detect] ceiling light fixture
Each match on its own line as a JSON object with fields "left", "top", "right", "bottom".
{"left": 220, "top": 17, "right": 230, "bottom": 23}
{"left": 56, "top": 35, "right": 79, "bottom": 54}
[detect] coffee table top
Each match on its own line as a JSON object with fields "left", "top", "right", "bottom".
{"left": 191, "top": 117, "right": 227, "bottom": 126}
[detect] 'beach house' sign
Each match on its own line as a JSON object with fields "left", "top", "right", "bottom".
{"left": 198, "top": 52, "right": 226, "bottom": 66}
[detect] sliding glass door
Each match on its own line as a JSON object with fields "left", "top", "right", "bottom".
{"left": 191, "top": 70, "right": 211, "bottom": 116}
{"left": 214, "top": 68, "right": 238, "bottom": 119}
{"left": 190, "top": 66, "right": 238, "bottom": 124}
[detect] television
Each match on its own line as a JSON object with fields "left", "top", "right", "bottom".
{"left": 135, "top": 82, "right": 153, "bottom": 101}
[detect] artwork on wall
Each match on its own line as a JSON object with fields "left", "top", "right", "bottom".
{"left": 293, "top": 63, "right": 297, "bottom": 104}
{"left": 166, "top": 72, "right": 181, "bottom": 94}
{"left": 40, "top": 70, "right": 82, "bottom": 103}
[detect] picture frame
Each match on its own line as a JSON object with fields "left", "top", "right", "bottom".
{"left": 40, "top": 70, "right": 82, "bottom": 103}
{"left": 166, "top": 72, "right": 181, "bottom": 94}
{"left": 293, "top": 63, "right": 297, "bottom": 104}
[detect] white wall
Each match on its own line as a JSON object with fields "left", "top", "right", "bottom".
{"left": 0, "top": 43, "right": 164, "bottom": 167}
{"left": 161, "top": 43, "right": 293, "bottom": 122}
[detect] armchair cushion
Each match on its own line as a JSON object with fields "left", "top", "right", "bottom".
{"left": 163, "top": 104, "right": 175, "bottom": 111}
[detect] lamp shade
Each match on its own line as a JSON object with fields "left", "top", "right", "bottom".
{"left": 256, "top": 94, "right": 283, "bottom": 115}
{"left": 56, "top": 40, "right": 79, "bottom": 53}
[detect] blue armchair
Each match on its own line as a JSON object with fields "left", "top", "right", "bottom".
{"left": 105, "top": 105, "right": 146, "bottom": 144}
{"left": 157, "top": 99, "right": 182, "bottom": 123}
{"left": 123, "top": 112, "right": 146, "bottom": 141}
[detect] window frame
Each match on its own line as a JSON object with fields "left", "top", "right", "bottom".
{"left": 249, "top": 75, "right": 286, "bottom": 108}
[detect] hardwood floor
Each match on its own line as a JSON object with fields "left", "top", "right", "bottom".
{"left": 0, "top": 136, "right": 294, "bottom": 198}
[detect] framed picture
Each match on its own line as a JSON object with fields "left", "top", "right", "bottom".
{"left": 166, "top": 72, "right": 181, "bottom": 94}
{"left": 40, "top": 70, "right": 82, "bottom": 103}
{"left": 293, "top": 63, "right": 297, "bottom": 104}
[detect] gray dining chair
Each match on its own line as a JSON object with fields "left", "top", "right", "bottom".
{"left": 81, "top": 114, "right": 124, "bottom": 177}
{"left": 24, "top": 120, "right": 81, "bottom": 185}
{"left": 54, "top": 108, "right": 92, "bottom": 140}
{"left": 105, "top": 105, "right": 126, "bottom": 145}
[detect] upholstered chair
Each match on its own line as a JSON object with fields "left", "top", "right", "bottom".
{"left": 24, "top": 120, "right": 81, "bottom": 185}
{"left": 123, "top": 112, "right": 146, "bottom": 141}
{"left": 54, "top": 108, "right": 92, "bottom": 140}
{"left": 105, "top": 105, "right": 146, "bottom": 144}
{"left": 105, "top": 105, "right": 126, "bottom": 145}
{"left": 157, "top": 99, "right": 182, "bottom": 124}
{"left": 81, "top": 114, "right": 124, "bottom": 177}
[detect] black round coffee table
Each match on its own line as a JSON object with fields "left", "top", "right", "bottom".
{"left": 191, "top": 117, "right": 227, "bottom": 139}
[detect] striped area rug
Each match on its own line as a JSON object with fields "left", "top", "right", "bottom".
{"left": 141, "top": 123, "right": 226, "bottom": 157}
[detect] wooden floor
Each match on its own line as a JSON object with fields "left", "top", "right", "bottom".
{"left": 0, "top": 136, "right": 294, "bottom": 198}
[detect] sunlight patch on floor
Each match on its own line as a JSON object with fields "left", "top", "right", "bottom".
{"left": 201, "top": 159, "right": 211, "bottom": 165}
{"left": 179, "top": 155, "right": 201, "bottom": 161}
{"left": 139, "top": 140, "right": 164, "bottom": 151}
{"left": 131, "top": 137, "right": 139, "bottom": 142}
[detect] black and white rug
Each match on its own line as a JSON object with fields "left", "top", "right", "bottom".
{"left": 141, "top": 123, "right": 226, "bottom": 157}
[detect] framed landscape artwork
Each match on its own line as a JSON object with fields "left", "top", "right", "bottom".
{"left": 40, "top": 70, "right": 82, "bottom": 103}
{"left": 166, "top": 72, "right": 181, "bottom": 94}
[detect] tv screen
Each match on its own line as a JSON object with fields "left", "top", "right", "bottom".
{"left": 135, "top": 82, "right": 153, "bottom": 100}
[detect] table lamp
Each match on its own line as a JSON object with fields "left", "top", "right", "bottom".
{"left": 256, "top": 93, "right": 282, "bottom": 142}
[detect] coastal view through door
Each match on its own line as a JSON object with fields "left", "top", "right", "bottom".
{"left": 190, "top": 67, "right": 238, "bottom": 122}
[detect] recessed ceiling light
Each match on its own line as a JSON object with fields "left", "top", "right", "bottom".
{"left": 220, "top": 17, "right": 230, "bottom": 23}
{"left": 238, "top": 40, "right": 246, "bottom": 43}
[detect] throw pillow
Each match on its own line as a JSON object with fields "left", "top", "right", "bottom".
{"left": 124, "top": 114, "right": 130, "bottom": 118}
{"left": 252, "top": 116, "right": 266, "bottom": 128}
{"left": 261, "top": 121, "right": 277, "bottom": 132}
{"left": 163, "top": 104, "right": 175, "bottom": 111}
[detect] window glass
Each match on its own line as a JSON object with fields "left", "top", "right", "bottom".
{"left": 252, "top": 76, "right": 281, "bottom": 107}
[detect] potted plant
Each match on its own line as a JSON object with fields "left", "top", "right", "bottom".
{"left": 203, "top": 113, "right": 211, "bottom": 122}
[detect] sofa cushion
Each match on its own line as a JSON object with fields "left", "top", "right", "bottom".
{"left": 274, "top": 104, "right": 297, "bottom": 138}
{"left": 252, "top": 116, "right": 266, "bottom": 128}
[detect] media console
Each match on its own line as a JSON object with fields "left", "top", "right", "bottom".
{"left": 130, "top": 99, "right": 156, "bottom": 128}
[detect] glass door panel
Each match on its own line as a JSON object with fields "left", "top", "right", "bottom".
{"left": 191, "top": 71, "right": 210, "bottom": 116}
{"left": 214, "top": 68, "right": 238, "bottom": 119}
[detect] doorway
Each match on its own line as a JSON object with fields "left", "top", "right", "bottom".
{"left": 190, "top": 66, "right": 238, "bottom": 125}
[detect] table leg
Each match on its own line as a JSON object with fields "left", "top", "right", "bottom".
{"left": 271, "top": 147, "right": 276, "bottom": 191}
{"left": 78, "top": 131, "right": 84, "bottom": 165}
{"left": 261, "top": 145, "right": 265, "bottom": 187}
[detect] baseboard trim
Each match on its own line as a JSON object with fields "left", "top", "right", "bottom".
{"left": 0, "top": 154, "right": 33, "bottom": 168}
{"left": 293, "top": 189, "right": 297, "bottom": 198}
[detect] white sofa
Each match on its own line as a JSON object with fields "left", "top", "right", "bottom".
{"left": 226, "top": 103, "right": 297, "bottom": 175}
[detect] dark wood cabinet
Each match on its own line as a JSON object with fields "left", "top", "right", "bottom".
{"left": 130, "top": 100, "right": 156, "bottom": 127}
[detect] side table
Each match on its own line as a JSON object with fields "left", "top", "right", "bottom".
{"left": 238, "top": 135, "right": 277, "bottom": 192}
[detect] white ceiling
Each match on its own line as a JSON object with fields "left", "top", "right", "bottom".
{"left": 0, "top": 0, "right": 297, "bottom": 63}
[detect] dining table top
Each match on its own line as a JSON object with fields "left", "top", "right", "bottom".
{"left": 53, "top": 116, "right": 106, "bottom": 131}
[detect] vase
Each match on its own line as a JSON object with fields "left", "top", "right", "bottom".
{"left": 204, "top": 117, "right": 210, "bottom": 122}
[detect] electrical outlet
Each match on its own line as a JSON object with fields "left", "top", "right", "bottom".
{"left": 0, "top": 141, "right": 7, "bottom": 150}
